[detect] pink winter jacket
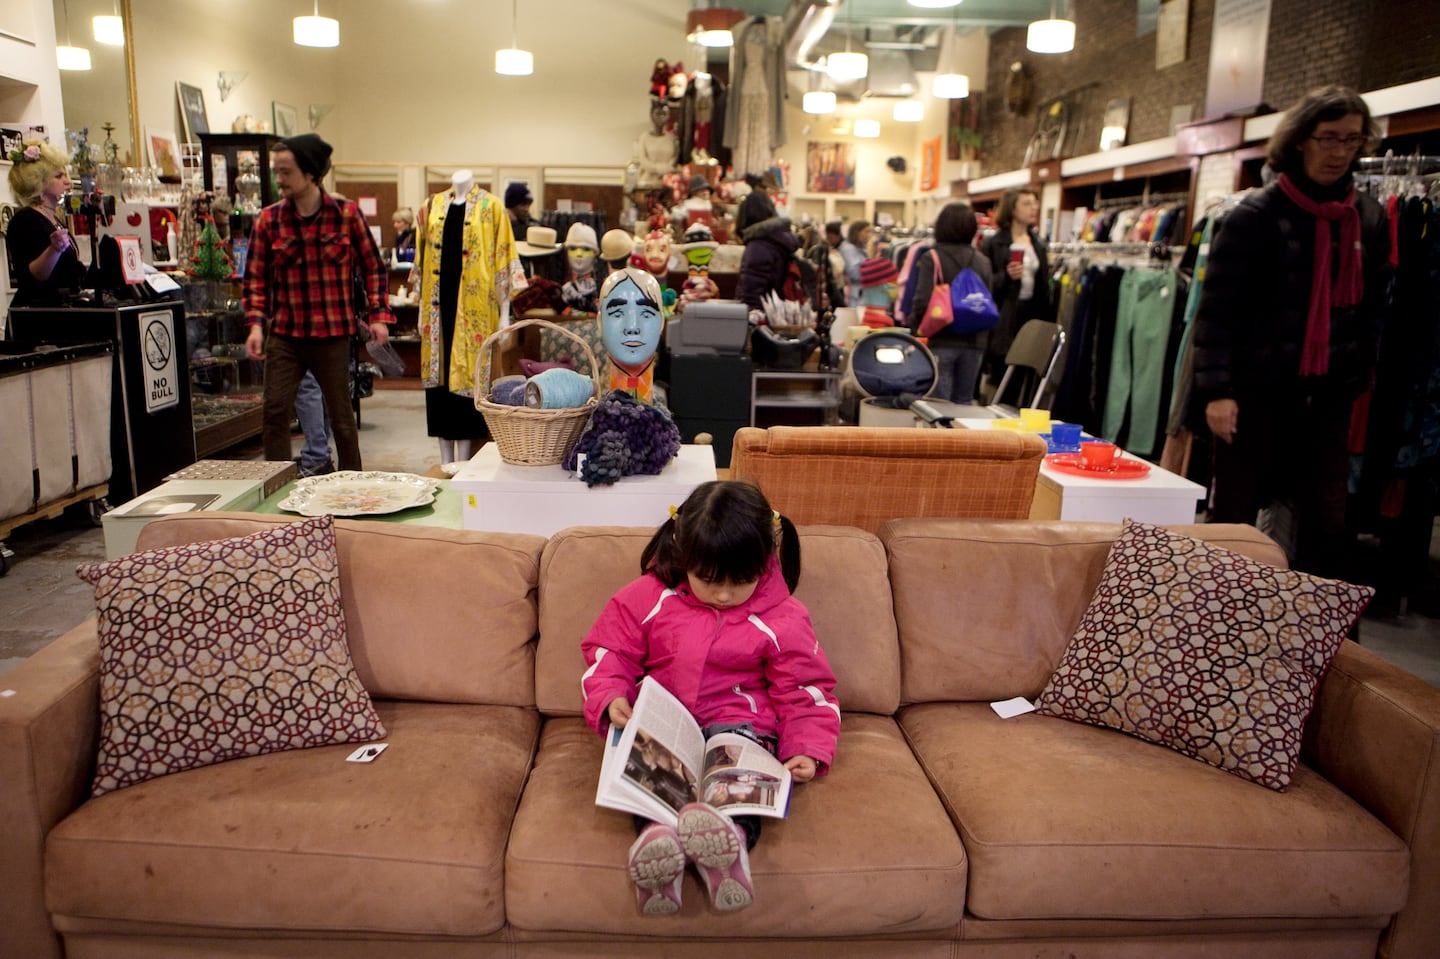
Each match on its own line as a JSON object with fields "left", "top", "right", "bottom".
{"left": 580, "top": 559, "right": 841, "bottom": 774}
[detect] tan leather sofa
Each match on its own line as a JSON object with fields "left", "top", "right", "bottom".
{"left": 729, "top": 426, "right": 1046, "bottom": 533}
{"left": 2, "top": 512, "right": 1437, "bottom": 959}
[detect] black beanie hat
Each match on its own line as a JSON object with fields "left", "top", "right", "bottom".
{"left": 280, "top": 134, "right": 333, "bottom": 180}
{"left": 505, "top": 182, "right": 533, "bottom": 209}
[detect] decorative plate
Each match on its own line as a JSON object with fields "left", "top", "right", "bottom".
{"left": 277, "top": 471, "right": 440, "bottom": 516}
{"left": 1045, "top": 453, "right": 1152, "bottom": 480}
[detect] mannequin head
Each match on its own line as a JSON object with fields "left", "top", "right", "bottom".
{"left": 642, "top": 229, "right": 672, "bottom": 276}
{"left": 649, "top": 98, "right": 670, "bottom": 135}
{"left": 565, "top": 222, "right": 599, "bottom": 278}
{"left": 668, "top": 70, "right": 689, "bottom": 100}
{"left": 599, "top": 268, "right": 666, "bottom": 371}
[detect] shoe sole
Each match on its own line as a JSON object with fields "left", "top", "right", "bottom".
{"left": 628, "top": 829, "right": 685, "bottom": 916}
{"left": 677, "top": 805, "right": 754, "bottom": 912}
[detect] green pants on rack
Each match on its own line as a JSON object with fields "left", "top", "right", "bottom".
{"left": 1101, "top": 269, "right": 1178, "bottom": 456}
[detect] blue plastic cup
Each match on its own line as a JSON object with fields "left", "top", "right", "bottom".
{"left": 1050, "top": 423, "right": 1082, "bottom": 450}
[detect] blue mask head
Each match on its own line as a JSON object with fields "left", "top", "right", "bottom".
{"left": 599, "top": 268, "right": 665, "bottom": 371}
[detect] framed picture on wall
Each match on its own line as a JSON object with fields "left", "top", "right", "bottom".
{"left": 272, "top": 102, "right": 298, "bottom": 138}
{"left": 176, "top": 82, "right": 209, "bottom": 144}
{"left": 920, "top": 137, "right": 941, "bottom": 192}
{"left": 146, "top": 128, "right": 181, "bottom": 179}
{"left": 805, "top": 142, "right": 855, "bottom": 194}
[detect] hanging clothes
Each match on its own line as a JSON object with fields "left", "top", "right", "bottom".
{"left": 1101, "top": 269, "right": 1180, "bottom": 456}
{"left": 724, "top": 18, "right": 786, "bottom": 175}
{"left": 415, "top": 185, "right": 524, "bottom": 398}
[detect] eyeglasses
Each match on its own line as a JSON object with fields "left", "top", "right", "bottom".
{"left": 1310, "top": 134, "right": 1366, "bottom": 152}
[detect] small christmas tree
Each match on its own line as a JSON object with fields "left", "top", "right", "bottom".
{"left": 189, "top": 217, "right": 233, "bottom": 280}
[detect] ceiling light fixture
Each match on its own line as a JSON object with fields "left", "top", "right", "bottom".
{"left": 686, "top": 5, "right": 744, "bottom": 48}
{"left": 55, "top": 0, "right": 90, "bottom": 71}
{"left": 933, "top": 16, "right": 970, "bottom": 99}
{"left": 1026, "top": 0, "right": 1075, "bottom": 54}
{"left": 804, "top": 90, "right": 837, "bottom": 114}
{"left": 293, "top": 0, "right": 339, "bottom": 47}
{"left": 826, "top": 1, "right": 868, "bottom": 82}
{"left": 907, "top": 0, "right": 964, "bottom": 8}
{"left": 854, "top": 118, "right": 881, "bottom": 138}
{"left": 92, "top": 2, "right": 123, "bottom": 46}
{"left": 495, "top": 0, "right": 534, "bottom": 75}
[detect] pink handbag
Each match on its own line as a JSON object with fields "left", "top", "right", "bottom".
{"left": 918, "top": 250, "right": 953, "bottom": 337}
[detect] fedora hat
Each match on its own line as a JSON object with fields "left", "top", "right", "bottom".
{"left": 600, "top": 228, "right": 636, "bottom": 263}
{"left": 516, "top": 225, "right": 561, "bottom": 257}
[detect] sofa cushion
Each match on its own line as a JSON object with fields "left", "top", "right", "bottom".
{"left": 76, "top": 515, "right": 385, "bottom": 796}
{"left": 1036, "top": 519, "right": 1373, "bottom": 790}
{"left": 506, "top": 714, "right": 965, "bottom": 936}
{"left": 535, "top": 525, "right": 900, "bottom": 716}
{"left": 45, "top": 700, "right": 541, "bottom": 937}
{"left": 900, "top": 701, "right": 1409, "bottom": 922}
{"left": 135, "top": 512, "right": 547, "bottom": 706}
{"left": 881, "top": 519, "right": 1289, "bottom": 704}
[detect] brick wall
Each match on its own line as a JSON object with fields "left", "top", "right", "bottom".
{"left": 980, "top": 0, "right": 1440, "bottom": 174}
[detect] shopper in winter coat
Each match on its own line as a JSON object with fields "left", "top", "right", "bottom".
{"left": 581, "top": 481, "right": 840, "bottom": 916}
{"left": 735, "top": 214, "right": 800, "bottom": 312}
{"left": 979, "top": 188, "right": 1051, "bottom": 368}
{"left": 909, "top": 202, "right": 994, "bottom": 403}
{"left": 1192, "top": 85, "right": 1390, "bottom": 578}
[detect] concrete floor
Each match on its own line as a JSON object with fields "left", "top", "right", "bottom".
{"left": 2, "top": 388, "right": 1438, "bottom": 688}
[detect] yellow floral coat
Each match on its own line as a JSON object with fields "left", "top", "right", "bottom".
{"left": 415, "top": 186, "right": 525, "bottom": 395}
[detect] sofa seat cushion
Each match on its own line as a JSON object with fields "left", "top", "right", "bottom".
{"left": 506, "top": 714, "right": 966, "bottom": 936}
{"left": 899, "top": 702, "right": 1409, "bottom": 922}
{"left": 45, "top": 701, "right": 541, "bottom": 938}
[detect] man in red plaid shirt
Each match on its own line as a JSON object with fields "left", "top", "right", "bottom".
{"left": 243, "top": 134, "right": 392, "bottom": 470}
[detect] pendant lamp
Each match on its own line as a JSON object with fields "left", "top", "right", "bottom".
{"left": 907, "top": 0, "right": 963, "bottom": 7}
{"left": 803, "top": 68, "right": 837, "bottom": 115}
{"left": 56, "top": 0, "right": 90, "bottom": 71}
{"left": 686, "top": 6, "right": 744, "bottom": 48}
{"left": 294, "top": 1, "right": 339, "bottom": 47}
{"left": 93, "top": 2, "right": 123, "bottom": 46}
{"left": 854, "top": 118, "right": 881, "bottom": 138}
{"left": 932, "top": 20, "right": 969, "bottom": 99}
{"left": 1026, "top": 1, "right": 1075, "bottom": 54}
{"left": 495, "top": 0, "right": 534, "bottom": 75}
{"left": 894, "top": 100, "right": 924, "bottom": 122}
{"left": 826, "top": 2, "right": 867, "bottom": 82}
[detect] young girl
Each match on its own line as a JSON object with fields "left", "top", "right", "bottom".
{"left": 581, "top": 481, "right": 840, "bottom": 916}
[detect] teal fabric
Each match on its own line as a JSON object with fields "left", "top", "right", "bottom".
{"left": 1102, "top": 270, "right": 1179, "bottom": 455}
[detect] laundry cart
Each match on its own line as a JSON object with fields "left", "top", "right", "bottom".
{"left": 0, "top": 341, "right": 114, "bottom": 574}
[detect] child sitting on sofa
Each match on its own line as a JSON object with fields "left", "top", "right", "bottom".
{"left": 581, "top": 481, "right": 841, "bottom": 915}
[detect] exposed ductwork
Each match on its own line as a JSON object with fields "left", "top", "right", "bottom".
{"left": 782, "top": 0, "right": 840, "bottom": 71}
{"left": 781, "top": 0, "right": 925, "bottom": 96}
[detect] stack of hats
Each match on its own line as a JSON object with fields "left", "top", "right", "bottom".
{"left": 859, "top": 257, "right": 898, "bottom": 288}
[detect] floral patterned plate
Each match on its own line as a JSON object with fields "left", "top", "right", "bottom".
{"left": 277, "top": 471, "right": 440, "bottom": 517}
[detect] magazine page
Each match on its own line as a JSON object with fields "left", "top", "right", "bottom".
{"left": 594, "top": 676, "right": 707, "bottom": 825}
{"left": 698, "top": 732, "right": 793, "bottom": 820}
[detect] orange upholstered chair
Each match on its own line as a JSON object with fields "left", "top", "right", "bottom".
{"left": 728, "top": 426, "right": 1045, "bottom": 534}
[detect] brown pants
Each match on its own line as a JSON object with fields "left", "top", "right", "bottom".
{"left": 262, "top": 333, "right": 360, "bottom": 470}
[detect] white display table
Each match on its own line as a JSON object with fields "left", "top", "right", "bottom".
{"left": 451, "top": 444, "right": 718, "bottom": 537}
{"left": 952, "top": 418, "right": 1205, "bottom": 525}
{"left": 101, "top": 479, "right": 267, "bottom": 559}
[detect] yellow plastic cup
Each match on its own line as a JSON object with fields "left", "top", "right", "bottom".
{"left": 1019, "top": 407, "right": 1051, "bottom": 432}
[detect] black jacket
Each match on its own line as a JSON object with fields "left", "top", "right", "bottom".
{"left": 735, "top": 216, "right": 799, "bottom": 311}
{"left": 908, "top": 243, "right": 994, "bottom": 350}
{"left": 1192, "top": 175, "right": 1390, "bottom": 406}
{"left": 979, "top": 227, "right": 1051, "bottom": 356}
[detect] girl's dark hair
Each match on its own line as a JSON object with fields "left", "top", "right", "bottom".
{"left": 846, "top": 220, "right": 871, "bottom": 246}
{"left": 1265, "top": 85, "right": 1378, "bottom": 177}
{"left": 642, "top": 481, "right": 801, "bottom": 593}
{"left": 933, "top": 202, "right": 978, "bottom": 245}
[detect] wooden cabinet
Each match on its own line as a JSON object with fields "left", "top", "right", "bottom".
{"left": 199, "top": 133, "right": 283, "bottom": 207}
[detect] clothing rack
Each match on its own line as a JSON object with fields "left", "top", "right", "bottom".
{"left": 1088, "top": 191, "right": 1189, "bottom": 211}
{"left": 1051, "top": 241, "right": 1181, "bottom": 259}
{"left": 1356, "top": 153, "right": 1440, "bottom": 176}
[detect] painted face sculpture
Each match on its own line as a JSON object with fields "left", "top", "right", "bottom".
{"left": 600, "top": 268, "right": 666, "bottom": 372}
{"left": 567, "top": 246, "right": 597, "bottom": 277}
{"left": 642, "top": 230, "right": 672, "bottom": 277}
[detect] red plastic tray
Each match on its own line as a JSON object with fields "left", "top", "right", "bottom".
{"left": 1045, "top": 452, "right": 1152, "bottom": 480}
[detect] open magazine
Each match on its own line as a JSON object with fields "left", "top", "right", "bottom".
{"left": 595, "top": 675, "right": 792, "bottom": 826}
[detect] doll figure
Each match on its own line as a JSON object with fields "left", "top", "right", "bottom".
{"left": 676, "top": 223, "right": 720, "bottom": 311}
{"left": 561, "top": 222, "right": 600, "bottom": 314}
{"left": 667, "top": 67, "right": 689, "bottom": 103}
{"left": 599, "top": 267, "right": 666, "bottom": 403}
{"left": 636, "top": 99, "right": 678, "bottom": 191}
{"left": 649, "top": 59, "right": 672, "bottom": 99}
{"left": 642, "top": 229, "right": 673, "bottom": 279}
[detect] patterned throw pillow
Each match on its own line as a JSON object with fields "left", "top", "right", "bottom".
{"left": 77, "top": 515, "right": 385, "bottom": 797}
{"left": 1036, "top": 519, "right": 1373, "bottom": 791}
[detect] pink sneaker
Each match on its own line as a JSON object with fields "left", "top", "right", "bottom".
{"left": 628, "top": 822, "right": 685, "bottom": 916}
{"left": 676, "top": 802, "right": 754, "bottom": 911}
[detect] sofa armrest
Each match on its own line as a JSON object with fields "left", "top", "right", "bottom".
{"left": 0, "top": 622, "right": 102, "bottom": 959}
{"left": 1304, "top": 640, "right": 1440, "bottom": 959}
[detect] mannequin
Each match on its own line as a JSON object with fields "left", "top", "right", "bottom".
{"left": 676, "top": 223, "right": 720, "bottom": 311}
{"left": 599, "top": 267, "right": 666, "bottom": 403}
{"left": 636, "top": 99, "right": 677, "bottom": 191}
{"left": 561, "top": 222, "right": 600, "bottom": 313}
{"left": 416, "top": 168, "right": 525, "bottom": 466}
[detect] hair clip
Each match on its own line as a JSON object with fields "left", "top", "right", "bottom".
{"left": 668, "top": 505, "right": 679, "bottom": 520}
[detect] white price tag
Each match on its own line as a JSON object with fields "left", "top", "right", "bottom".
{"left": 990, "top": 697, "right": 1036, "bottom": 719}
{"left": 346, "top": 743, "right": 389, "bottom": 763}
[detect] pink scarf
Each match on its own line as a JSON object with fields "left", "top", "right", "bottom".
{"left": 1276, "top": 173, "right": 1364, "bottom": 376}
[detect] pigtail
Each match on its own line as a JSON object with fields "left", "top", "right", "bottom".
{"left": 776, "top": 514, "right": 802, "bottom": 593}
{"left": 641, "top": 514, "right": 686, "bottom": 587}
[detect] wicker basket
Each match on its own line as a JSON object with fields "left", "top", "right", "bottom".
{"left": 474, "top": 318, "right": 602, "bottom": 466}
